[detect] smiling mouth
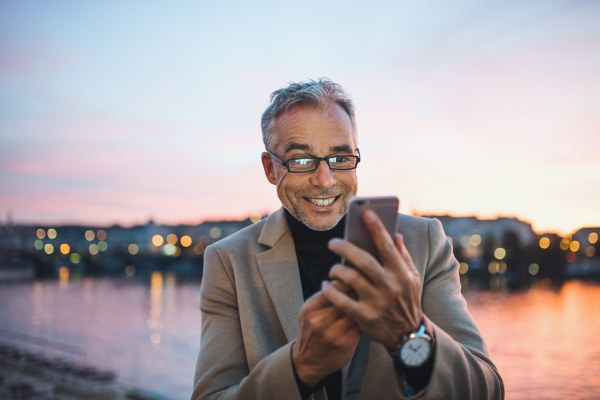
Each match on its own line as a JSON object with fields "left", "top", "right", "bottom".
{"left": 304, "top": 196, "right": 339, "bottom": 207}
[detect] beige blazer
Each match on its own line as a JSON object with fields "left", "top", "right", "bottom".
{"left": 192, "top": 208, "right": 504, "bottom": 400}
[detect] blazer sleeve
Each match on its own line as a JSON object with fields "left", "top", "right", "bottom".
{"left": 191, "top": 246, "right": 303, "bottom": 400}
{"left": 416, "top": 218, "right": 504, "bottom": 399}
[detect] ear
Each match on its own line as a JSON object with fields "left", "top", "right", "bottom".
{"left": 261, "top": 152, "right": 277, "bottom": 185}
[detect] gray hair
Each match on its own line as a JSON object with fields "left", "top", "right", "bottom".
{"left": 261, "top": 78, "right": 356, "bottom": 151}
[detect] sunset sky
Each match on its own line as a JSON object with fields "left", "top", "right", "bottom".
{"left": 1, "top": 0, "right": 599, "bottom": 235}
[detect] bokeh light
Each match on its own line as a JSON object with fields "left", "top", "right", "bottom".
{"left": 34, "top": 240, "right": 43, "bottom": 250}
{"left": 250, "top": 215, "right": 262, "bottom": 223}
{"left": 528, "top": 263, "right": 539, "bottom": 275}
{"left": 488, "top": 261, "right": 499, "bottom": 274}
{"left": 44, "top": 244, "right": 54, "bottom": 254}
{"left": 152, "top": 235, "right": 164, "bottom": 246}
{"left": 447, "top": 236, "right": 453, "bottom": 244}
{"left": 59, "top": 266, "right": 69, "bottom": 283}
{"left": 494, "top": 248, "right": 506, "bottom": 260}
{"left": 193, "top": 244, "right": 205, "bottom": 255}
{"left": 98, "top": 241, "right": 108, "bottom": 252}
{"left": 97, "top": 230, "right": 107, "bottom": 240}
{"left": 173, "top": 246, "right": 181, "bottom": 257}
{"left": 47, "top": 229, "right": 57, "bottom": 239}
{"left": 36, "top": 229, "right": 45, "bottom": 239}
{"left": 586, "top": 246, "right": 595, "bottom": 257}
{"left": 498, "top": 262, "right": 507, "bottom": 274}
{"left": 469, "top": 234, "right": 481, "bottom": 247}
{"left": 70, "top": 253, "right": 81, "bottom": 263}
{"left": 180, "top": 235, "right": 192, "bottom": 247}
{"left": 60, "top": 244, "right": 70, "bottom": 254}
{"left": 89, "top": 244, "right": 99, "bottom": 255}
{"left": 460, "top": 236, "right": 470, "bottom": 248}
{"left": 150, "top": 333, "right": 161, "bottom": 344}
{"left": 163, "top": 244, "right": 176, "bottom": 256}
{"left": 459, "top": 262, "right": 468, "bottom": 274}
{"left": 570, "top": 241, "right": 580, "bottom": 252}
{"left": 566, "top": 252, "right": 576, "bottom": 263}
{"left": 539, "top": 237, "right": 550, "bottom": 249}
{"left": 210, "top": 227, "right": 221, "bottom": 239}
{"left": 125, "top": 265, "right": 135, "bottom": 276}
{"left": 589, "top": 233, "right": 598, "bottom": 244}
{"left": 167, "top": 234, "right": 178, "bottom": 245}
{"left": 128, "top": 244, "right": 139, "bottom": 255}
{"left": 85, "top": 230, "right": 95, "bottom": 241}
{"left": 560, "top": 239, "right": 570, "bottom": 250}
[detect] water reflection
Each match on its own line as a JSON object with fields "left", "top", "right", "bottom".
{"left": 1, "top": 277, "right": 599, "bottom": 399}
{"left": 464, "top": 281, "right": 600, "bottom": 400}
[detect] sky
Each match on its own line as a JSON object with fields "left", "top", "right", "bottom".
{"left": 0, "top": 0, "right": 599, "bottom": 235}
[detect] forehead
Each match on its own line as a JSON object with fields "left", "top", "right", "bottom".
{"left": 272, "top": 104, "right": 357, "bottom": 155}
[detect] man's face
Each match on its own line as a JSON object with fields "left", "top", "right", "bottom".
{"left": 261, "top": 104, "right": 358, "bottom": 231}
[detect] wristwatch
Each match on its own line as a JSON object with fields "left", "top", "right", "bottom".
{"left": 388, "top": 322, "right": 435, "bottom": 369}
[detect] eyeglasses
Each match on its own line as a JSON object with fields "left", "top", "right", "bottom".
{"left": 268, "top": 149, "right": 361, "bottom": 173}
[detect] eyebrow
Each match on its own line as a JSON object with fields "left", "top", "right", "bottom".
{"left": 283, "top": 142, "right": 356, "bottom": 156}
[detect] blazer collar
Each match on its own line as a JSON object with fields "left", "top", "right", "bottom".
{"left": 256, "top": 207, "right": 304, "bottom": 342}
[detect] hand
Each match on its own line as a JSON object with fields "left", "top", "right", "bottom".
{"left": 322, "top": 209, "right": 423, "bottom": 350}
{"left": 292, "top": 290, "right": 361, "bottom": 387}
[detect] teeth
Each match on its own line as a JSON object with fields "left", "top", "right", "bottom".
{"left": 309, "top": 197, "right": 336, "bottom": 206}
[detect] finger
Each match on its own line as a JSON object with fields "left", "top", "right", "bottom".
{"left": 362, "top": 210, "right": 402, "bottom": 269}
{"left": 321, "top": 281, "right": 371, "bottom": 322}
{"left": 329, "top": 264, "right": 377, "bottom": 299}
{"left": 328, "top": 239, "right": 386, "bottom": 287}
{"left": 394, "top": 234, "right": 419, "bottom": 277}
{"left": 302, "top": 289, "right": 333, "bottom": 312}
{"left": 330, "top": 278, "right": 352, "bottom": 294}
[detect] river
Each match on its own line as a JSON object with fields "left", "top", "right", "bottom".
{"left": 1, "top": 274, "right": 598, "bottom": 399}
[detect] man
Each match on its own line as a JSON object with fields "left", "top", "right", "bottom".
{"left": 192, "top": 79, "right": 504, "bottom": 399}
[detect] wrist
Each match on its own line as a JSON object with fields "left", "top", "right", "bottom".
{"left": 291, "top": 342, "right": 322, "bottom": 387}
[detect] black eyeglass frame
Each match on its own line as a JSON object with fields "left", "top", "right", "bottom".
{"left": 268, "top": 148, "right": 361, "bottom": 173}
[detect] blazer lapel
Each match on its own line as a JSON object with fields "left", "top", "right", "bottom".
{"left": 256, "top": 207, "right": 304, "bottom": 342}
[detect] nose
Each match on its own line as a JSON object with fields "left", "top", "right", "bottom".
{"left": 310, "top": 159, "right": 336, "bottom": 188}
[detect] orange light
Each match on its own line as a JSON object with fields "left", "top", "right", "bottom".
{"left": 180, "top": 235, "right": 192, "bottom": 247}
{"left": 589, "top": 233, "right": 598, "bottom": 244}
{"left": 36, "top": 229, "right": 45, "bottom": 239}
{"left": 586, "top": 246, "right": 595, "bottom": 257}
{"left": 152, "top": 235, "right": 164, "bottom": 246}
{"left": 60, "top": 244, "right": 70, "bottom": 254}
{"left": 539, "top": 237, "right": 550, "bottom": 249}
{"left": 167, "top": 234, "right": 178, "bottom": 245}
{"left": 194, "top": 244, "right": 205, "bottom": 255}
{"left": 97, "top": 230, "right": 107, "bottom": 240}
{"left": 570, "top": 241, "right": 580, "bottom": 252}
{"left": 85, "top": 230, "right": 95, "bottom": 241}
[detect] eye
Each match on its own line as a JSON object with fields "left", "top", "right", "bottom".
{"left": 292, "top": 158, "right": 313, "bottom": 165}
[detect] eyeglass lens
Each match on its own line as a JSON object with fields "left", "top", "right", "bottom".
{"left": 288, "top": 156, "right": 357, "bottom": 172}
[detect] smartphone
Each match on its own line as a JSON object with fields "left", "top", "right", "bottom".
{"left": 342, "top": 196, "right": 400, "bottom": 266}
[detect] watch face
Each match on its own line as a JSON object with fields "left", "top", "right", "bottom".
{"left": 400, "top": 337, "right": 431, "bottom": 367}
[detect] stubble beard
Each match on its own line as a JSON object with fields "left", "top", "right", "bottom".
{"left": 283, "top": 185, "right": 357, "bottom": 231}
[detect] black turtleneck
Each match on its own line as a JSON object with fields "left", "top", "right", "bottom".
{"left": 284, "top": 208, "right": 344, "bottom": 400}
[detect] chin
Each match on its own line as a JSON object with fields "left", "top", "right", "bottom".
{"left": 288, "top": 207, "right": 346, "bottom": 231}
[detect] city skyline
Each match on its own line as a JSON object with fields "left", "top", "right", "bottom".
{"left": 1, "top": 1, "right": 599, "bottom": 235}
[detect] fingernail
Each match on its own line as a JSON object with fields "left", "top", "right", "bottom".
{"left": 365, "top": 210, "right": 376, "bottom": 221}
{"left": 321, "top": 280, "right": 330, "bottom": 290}
{"left": 329, "top": 238, "right": 342, "bottom": 246}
